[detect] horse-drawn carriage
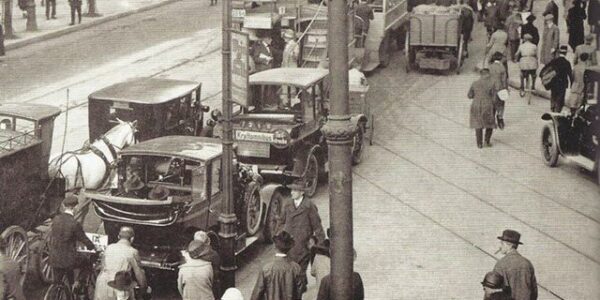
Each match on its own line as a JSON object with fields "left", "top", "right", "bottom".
{"left": 88, "top": 77, "right": 210, "bottom": 143}
{"left": 0, "top": 103, "right": 64, "bottom": 285}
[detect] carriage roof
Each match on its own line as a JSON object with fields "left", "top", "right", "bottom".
{"left": 249, "top": 68, "right": 329, "bottom": 88}
{"left": 88, "top": 78, "right": 201, "bottom": 105}
{"left": 121, "top": 136, "right": 225, "bottom": 162}
{"left": 0, "top": 103, "right": 61, "bottom": 121}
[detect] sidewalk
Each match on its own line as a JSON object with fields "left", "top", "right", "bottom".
{"left": 3, "top": 0, "right": 179, "bottom": 50}
{"left": 505, "top": 0, "right": 595, "bottom": 99}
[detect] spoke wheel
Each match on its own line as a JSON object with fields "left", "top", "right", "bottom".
{"left": 44, "top": 283, "right": 73, "bottom": 300}
{"left": 244, "top": 183, "right": 262, "bottom": 236}
{"left": 39, "top": 238, "right": 55, "bottom": 284}
{"left": 1, "top": 226, "right": 29, "bottom": 286}
{"left": 352, "top": 125, "right": 365, "bottom": 165}
{"left": 263, "top": 190, "right": 285, "bottom": 243}
{"left": 541, "top": 124, "right": 559, "bottom": 167}
{"left": 303, "top": 153, "right": 319, "bottom": 198}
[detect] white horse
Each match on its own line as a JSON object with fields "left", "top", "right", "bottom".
{"left": 48, "top": 120, "right": 137, "bottom": 191}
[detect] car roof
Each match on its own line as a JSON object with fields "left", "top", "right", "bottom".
{"left": 88, "top": 78, "right": 201, "bottom": 104}
{"left": 0, "top": 103, "right": 61, "bottom": 121}
{"left": 122, "top": 136, "right": 224, "bottom": 161}
{"left": 249, "top": 68, "right": 329, "bottom": 88}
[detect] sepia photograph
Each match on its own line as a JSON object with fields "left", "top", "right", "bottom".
{"left": 0, "top": 0, "right": 598, "bottom": 297}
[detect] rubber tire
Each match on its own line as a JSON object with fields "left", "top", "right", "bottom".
{"left": 38, "top": 237, "right": 55, "bottom": 284}
{"left": 1, "top": 226, "right": 29, "bottom": 286}
{"left": 243, "top": 182, "right": 262, "bottom": 236}
{"left": 304, "top": 153, "right": 319, "bottom": 198}
{"left": 262, "top": 189, "right": 285, "bottom": 243}
{"left": 541, "top": 124, "right": 559, "bottom": 167}
{"left": 352, "top": 125, "right": 365, "bottom": 165}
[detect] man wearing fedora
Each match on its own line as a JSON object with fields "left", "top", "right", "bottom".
{"left": 48, "top": 194, "right": 97, "bottom": 288}
{"left": 94, "top": 226, "right": 147, "bottom": 300}
{"left": 545, "top": 45, "right": 573, "bottom": 112}
{"left": 194, "top": 230, "right": 222, "bottom": 298}
{"left": 251, "top": 230, "right": 305, "bottom": 300}
{"left": 481, "top": 271, "right": 512, "bottom": 300}
{"left": 178, "top": 239, "right": 215, "bottom": 300}
{"left": 106, "top": 271, "right": 136, "bottom": 300}
{"left": 494, "top": 229, "right": 538, "bottom": 300}
{"left": 276, "top": 180, "right": 326, "bottom": 289}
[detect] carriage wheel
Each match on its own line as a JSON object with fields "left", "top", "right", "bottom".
{"left": 39, "top": 238, "right": 55, "bottom": 284}
{"left": 352, "top": 124, "right": 365, "bottom": 165}
{"left": 1, "top": 226, "right": 29, "bottom": 286}
{"left": 303, "top": 153, "right": 319, "bottom": 198}
{"left": 244, "top": 183, "right": 262, "bottom": 236}
{"left": 541, "top": 124, "right": 559, "bottom": 167}
{"left": 262, "top": 189, "right": 285, "bottom": 243}
{"left": 44, "top": 282, "right": 73, "bottom": 300}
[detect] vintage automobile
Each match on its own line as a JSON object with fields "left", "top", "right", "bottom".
{"left": 541, "top": 66, "right": 600, "bottom": 185}
{"left": 0, "top": 103, "right": 64, "bottom": 284}
{"left": 211, "top": 68, "right": 368, "bottom": 197}
{"left": 88, "top": 77, "right": 209, "bottom": 143}
{"left": 83, "top": 136, "right": 285, "bottom": 272}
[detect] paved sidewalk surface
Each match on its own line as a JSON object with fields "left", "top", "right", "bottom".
{"left": 3, "top": 0, "right": 178, "bottom": 50}
{"left": 505, "top": 0, "right": 597, "bottom": 100}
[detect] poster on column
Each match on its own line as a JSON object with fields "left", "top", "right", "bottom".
{"left": 231, "top": 30, "right": 249, "bottom": 107}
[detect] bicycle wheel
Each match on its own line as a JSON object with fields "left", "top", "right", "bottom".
{"left": 44, "top": 283, "right": 73, "bottom": 300}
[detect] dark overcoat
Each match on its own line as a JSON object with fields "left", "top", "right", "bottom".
{"left": 548, "top": 56, "right": 573, "bottom": 91}
{"left": 250, "top": 256, "right": 305, "bottom": 300}
{"left": 468, "top": 76, "right": 498, "bottom": 129}
{"left": 251, "top": 41, "right": 274, "bottom": 73}
{"left": 567, "top": 5, "right": 586, "bottom": 51}
{"left": 48, "top": 213, "right": 95, "bottom": 269}
{"left": 277, "top": 197, "right": 326, "bottom": 265}
{"left": 493, "top": 250, "right": 538, "bottom": 300}
{"left": 521, "top": 22, "right": 540, "bottom": 45}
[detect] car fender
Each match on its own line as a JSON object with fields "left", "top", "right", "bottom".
{"left": 258, "top": 183, "right": 285, "bottom": 223}
{"left": 291, "top": 144, "right": 323, "bottom": 178}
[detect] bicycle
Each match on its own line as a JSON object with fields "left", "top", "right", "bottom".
{"left": 43, "top": 250, "right": 101, "bottom": 300}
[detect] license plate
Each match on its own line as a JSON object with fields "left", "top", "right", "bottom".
{"left": 232, "top": 9, "right": 246, "bottom": 18}
{"left": 235, "top": 130, "right": 274, "bottom": 143}
{"left": 238, "top": 141, "right": 270, "bottom": 158}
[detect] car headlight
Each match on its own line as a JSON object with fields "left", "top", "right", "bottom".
{"left": 272, "top": 129, "right": 290, "bottom": 148}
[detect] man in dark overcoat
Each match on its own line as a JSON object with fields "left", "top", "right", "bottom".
{"left": 545, "top": 45, "right": 573, "bottom": 112}
{"left": 566, "top": 0, "right": 587, "bottom": 52}
{"left": 251, "top": 32, "right": 275, "bottom": 73}
{"left": 68, "top": 0, "right": 82, "bottom": 25}
{"left": 468, "top": 68, "right": 498, "bottom": 148}
{"left": 489, "top": 52, "right": 508, "bottom": 131}
{"left": 48, "top": 194, "right": 96, "bottom": 285}
{"left": 251, "top": 231, "right": 305, "bottom": 300}
{"left": 276, "top": 181, "right": 326, "bottom": 289}
{"left": 493, "top": 229, "right": 538, "bottom": 300}
{"left": 521, "top": 14, "right": 539, "bottom": 45}
{"left": 484, "top": 0, "right": 500, "bottom": 37}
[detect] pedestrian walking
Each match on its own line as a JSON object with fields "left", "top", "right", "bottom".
{"left": 484, "top": 0, "right": 500, "bottom": 37}
{"left": 481, "top": 271, "right": 512, "bottom": 300}
{"left": 0, "top": 19, "right": 5, "bottom": 58}
{"left": 210, "top": 0, "right": 217, "bottom": 6}
{"left": 281, "top": 29, "right": 299, "bottom": 68}
{"left": 459, "top": 0, "right": 475, "bottom": 57}
{"left": 178, "top": 239, "right": 215, "bottom": 300}
{"left": 276, "top": 180, "right": 326, "bottom": 290}
{"left": 316, "top": 249, "right": 365, "bottom": 300}
{"left": 310, "top": 230, "right": 331, "bottom": 286}
{"left": 505, "top": 8, "right": 523, "bottom": 61}
{"left": 516, "top": 33, "right": 539, "bottom": 95}
{"left": 521, "top": 14, "right": 539, "bottom": 45}
{"left": 0, "top": 237, "right": 25, "bottom": 300}
{"left": 495, "top": 0, "right": 512, "bottom": 24}
{"left": 567, "top": 53, "right": 589, "bottom": 114}
{"left": 250, "top": 231, "right": 305, "bottom": 300}
{"left": 485, "top": 23, "right": 508, "bottom": 68}
{"left": 94, "top": 226, "right": 147, "bottom": 300}
{"left": 567, "top": 0, "right": 587, "bottom": 52}
{"left": 48, "top": 195, "right": 97, "bottom": 286}
{"left": 493, "top": 229, "right": 538, "bottom": 300}
{"left": 545, "top": 45, "right": 573, "bottom": 112}
{"left": 540, "top": 14, "right": 560, "bottom": 65}
{"left": 194, "top": 231, "right": 222, "bottom": 298}
{"left": 543, "top": 0, "right": 559, "bottom": 26}
{"left": 489, "top": 52, "right": 508, "bottom": 130}
{"left": 574, "top": 34, "right": 598, "bottom": 65}
{"left": 468, "top": 68, "right": 498, "bottom": 148}
{"left": 69, "top": 0, "right": 82, "bottom": 25}
{"left": 46, "top": 0, "right": 56, "bottom": 19}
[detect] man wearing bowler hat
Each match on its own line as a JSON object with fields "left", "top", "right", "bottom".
{"left": 251, "top": 231, "right": 305, "bottom": 300}
{"left": 493, "top": 229, "right": 538, "bottom": 300}
{"left": 276, "top": 180, "right": 326, "bottom": 289}
{"left": 481, "top": 271, "right": 512, "bottom": 300}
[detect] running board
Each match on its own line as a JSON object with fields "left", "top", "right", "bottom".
{"left": 567, "top": 155, "right": 595, "bottom": 171}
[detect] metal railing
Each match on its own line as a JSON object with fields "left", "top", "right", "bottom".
{"left": 0, "top": 129, "right": 38, "bottom": 153}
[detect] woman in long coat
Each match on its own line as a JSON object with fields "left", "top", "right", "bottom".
{"left": 567, "top": 0, "right": 587, "bottom": 51}
{"left": 468, "top": 68, "right": 498, "bottom": 148}
{"left": 541, "top": 14, "right": 560, "bottom": 65}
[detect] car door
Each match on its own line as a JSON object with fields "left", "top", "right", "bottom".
{"left": 580, "top": 104, "right": 599, "bottom": 161}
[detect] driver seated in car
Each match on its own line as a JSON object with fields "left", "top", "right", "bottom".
{"left": 157, "top": 158, "right": 184, "bottom": 185}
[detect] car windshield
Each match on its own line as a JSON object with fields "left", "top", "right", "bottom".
{"left": 118, "top": 155, "right": 206, "bottom": 200}
{"left": 248, "top": 85, "right": 311, "bottom": 114}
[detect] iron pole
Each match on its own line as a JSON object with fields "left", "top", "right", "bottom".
{"left": 219, "top": 0, "right": 237, "bottom": 290}
{"left": 322, "top": 0, "right": 354, "bottom": 298}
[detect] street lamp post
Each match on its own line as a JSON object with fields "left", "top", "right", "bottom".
{"left": 219, "top": 0, "right": 237, "bottom": 291}
{"left": 321, "top": 0, "right": 355, "bottom": 298}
